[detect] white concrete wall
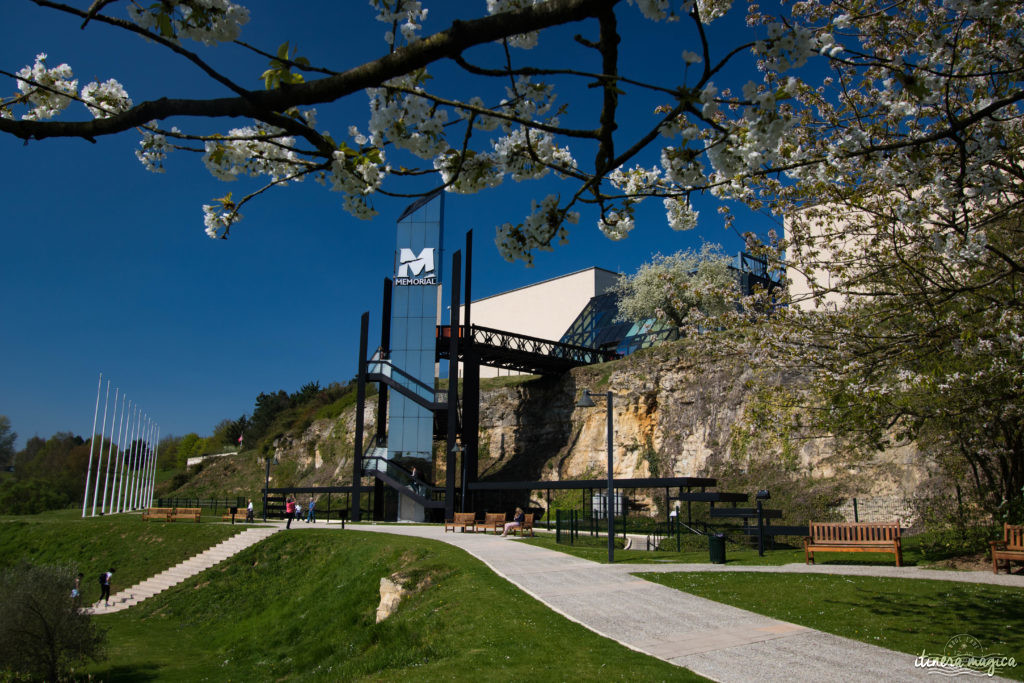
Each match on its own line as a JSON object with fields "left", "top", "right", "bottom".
{"left": 784, "top": 210, "right": 865, "bottom": 311}
{"left": 186, "top": 451, "right": 238, "bottom": 468}
{"left": 458, "top": 267, "right": 618, "bottom": 377}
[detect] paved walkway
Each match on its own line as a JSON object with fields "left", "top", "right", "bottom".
{"left": 350, "top": 523, "right": 1022, "bottom": 682}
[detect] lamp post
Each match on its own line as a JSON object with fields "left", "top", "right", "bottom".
{"left": 262, "top": 455, "right": 279, "bottom": 522}
{"left": 576, "top": 389, "right": 615, "bottom": 564}
{"left": 453, "top": 442, "right": 466, "bottom": 511}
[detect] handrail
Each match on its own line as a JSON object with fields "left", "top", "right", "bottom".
{"left": 437, "top": 324, "right": 619, "bottom": 364}
{"left": 362, "top": 456, "right": 444, "bottom": 502}
{"left": 368, "top": 357, "right": 437, "bottom": 396}
{"left": 367, "top": 358, "right": 446, "bottom": 408}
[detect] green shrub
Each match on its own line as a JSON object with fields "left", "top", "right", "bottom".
{"left": 0, "top": 562, "right": 106, "bottom": 681}
{"left": 0, "top": 478, "right": 71, "bottom": 515}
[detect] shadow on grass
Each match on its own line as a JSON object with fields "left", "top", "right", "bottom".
{"left": 89, "top": 663, "right": 160, "bottom": 681}
{"left": 821, "top": 581, "right": 1024, "bottom": 651}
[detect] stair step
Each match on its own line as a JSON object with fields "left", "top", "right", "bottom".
{"left": 83, "top": 527, "right": 282, "bottom": 613}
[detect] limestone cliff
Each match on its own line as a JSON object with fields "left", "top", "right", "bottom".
{"left": 263, "top": 341, "right": 924, "bottom": 521}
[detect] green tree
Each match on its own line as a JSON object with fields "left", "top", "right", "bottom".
{"left": 764, "top": 209, "right": 1024, "bottom": 519}
{"left": 0, "top": 415, "right": 15, "bottom": 469}
{"left": 0, "top": 562, "right": 106, "bottom": 682}
{"left": 613, "top": 245, "right": 739, "bottom": 332}
{"left": 175, "top": 433, "right": 203, "bottom": 469}
{"left": 13, "top": 433, "right": 91, "bottom": 509}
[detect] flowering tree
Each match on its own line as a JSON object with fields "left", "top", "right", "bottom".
{"left": 0, "top": 1, "right": 1013, "bottom": 257}
{"left": 613, "top": 244, "right": 738, "bottom": 330}
{"left": 2, "top": 1, "right": 1023, "bottom": 513}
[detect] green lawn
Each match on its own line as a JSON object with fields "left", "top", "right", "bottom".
{"left": 0, "top": 510, "right": 246, "bottom": 605}
{"left": 525, "top": 528, "right": 973, "bottom": 567}
{"left": 1, "top": 512, "right": 704, "bottom": 681}
{"left": 640, "top": 571, "right": 1024, "bottom": 680}
{"left": 86, "top": 530, "right": 705, "bottom": 681}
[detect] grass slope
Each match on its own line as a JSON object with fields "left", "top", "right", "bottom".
{"left": 640, "top": 572, "right": 1024, "bottom": 680}
{"left": 89, "top": 530, "right": 704, "bottom": 681}
{"left": 0, "top": 509, "right": 245, "bottom": 605}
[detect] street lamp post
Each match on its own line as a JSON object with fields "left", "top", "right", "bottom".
{"left": 576, "top": 389, "right": 615, "bottom": 564}
{"left": 453, "top": 442, "right": 466, "bottom": 511}
{"left": 262, "top": 456, "right": 278, "bottom": 522}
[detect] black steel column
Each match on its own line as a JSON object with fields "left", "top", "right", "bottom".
{"left": 352, "top": 312, "right": 369, "bottom": 522}
{"left": 462, "top": 230, "right": 480, "bottom": 505}
{"left": 606, "top": 390, "right": 614, "bottom": 564}
{"left": 375, "top": 278, "right": 392, "bottom": 447}
{"left": 445, "top": 250, "right": 461, "bottom": 520}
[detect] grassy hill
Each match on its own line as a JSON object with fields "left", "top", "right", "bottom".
{"left": 5, "top": 513, "right": 702, "bottom": 681}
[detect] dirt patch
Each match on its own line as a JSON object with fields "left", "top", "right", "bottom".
{"left": 926, "top": 553, "right": 991, "bottom": 572}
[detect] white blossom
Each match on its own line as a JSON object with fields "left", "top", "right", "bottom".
{"left": 664, "top": 197, "right": 699, "bottom": 231}
{"left": 14, "top": 53, "right": 77, "bottom": 121}
{"left": 81, "top": 79, "right": 132, "bottom": 119}
{"left": 136, "top": 127, "right": 180, "bottom": 173}
{"left": 598, "top": 209, "right": 635, "bottom": 241}
{"left": 202, "top": 202, "right": 240, "bottom": 239}
{"left": 128, "top": 0, "right": 249, "bottom": 46}
{"left": 202, "top": 125, "right": 302, "bottom": 183}
{"left": 371, "top": 0, "right": 428, "bottom": 46}
{"left": 486, "top": 0, "right": 544, "bottom": 48}
{"left": 628, "top": 0, "right": 671, "bottom": 21}
{"left": 492, "top": 127, "right": 576, "bottom": 181}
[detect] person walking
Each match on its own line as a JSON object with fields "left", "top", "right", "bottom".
{"left": 98, "top": 568, "right": 114, "bottom": 606}
{"left": 246, "top": 498, "right": 254, "bottom": 523}
{"left": 72, "top": 572, "right": 83, "bottom": 600}
{"left": 285, "top": 497, "right": 295, "bottom": 529}
{"left": 306, "top": 497, "right": 316, "bottom": 524}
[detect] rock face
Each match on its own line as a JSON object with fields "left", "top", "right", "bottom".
{"left": 269, "top": 343, "right": 925, "bottom": 520}
{"left": 376, "top": 576, "right": 406, "bottom": 623}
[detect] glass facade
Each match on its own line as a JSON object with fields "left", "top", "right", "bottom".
{"left": 388, "top": 191, "right": 444, "bottom": 461}
{"left": 559, "top": 253, "right": 778, "bottom": 356}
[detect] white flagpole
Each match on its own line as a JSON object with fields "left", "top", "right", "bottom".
{"left": 148, "top": 425, "right": 160, "bottom": 507}
{"left": 144, "top": 420, "right": 157, "bottom": 508}
{"left": 99, "top": 387, "right": 119, "bottom": 515}
{"left": 119, "top": 405, "right": 137, "bottom": 512}
{"left": 135, "top": 415, "right": 150, "bottom": 509}
{"left": 109, "top": 393, "right": 128, "bottom": 515}
{"left": 127, "top": 408, "right": 142, "bottom": 510}
{"left": 82, "top": 373, "right": 102, "bottom": 518}
{"left": 113, "top": 401, "right": 130, "bottom": 513}
{"left": 91, "top": 380, "right": 111, "bottom": 517}
{"left": 132, "top": 413, "right": 146, "bottom": 510}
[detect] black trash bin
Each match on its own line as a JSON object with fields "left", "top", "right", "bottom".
{"left": 708, "top": 534, "right": 726, "bottom": 564}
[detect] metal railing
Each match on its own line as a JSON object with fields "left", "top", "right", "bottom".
{"left": 362, "top": 456, "right": 445, "bottom": 503}
{"left": 366, "top": 354, "right": 446, "bottom": 407}
{"left": 153, "top": 497, "right": 246, "bottom": 511}
{"left": 438, "top": 324, "right": 619, "bottom": 365}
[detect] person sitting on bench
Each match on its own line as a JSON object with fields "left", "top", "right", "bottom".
{"left": 501, "top": 507, "right": 525, "bottom": 537}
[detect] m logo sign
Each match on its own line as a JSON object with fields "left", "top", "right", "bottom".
{"left": 396, "top": 247, "right": 437, "bottom": 285}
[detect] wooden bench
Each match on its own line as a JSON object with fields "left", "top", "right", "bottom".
{"left": 142, "top": 507, "right": 173, "bottom": 521}
{"left": 991, "top": 523, "right": 1024, "bottom": 574}
{"left": 510, "top": 513, "right": 535, "bottom": 537}
{"left": 481, "top": 512, "right": 506, "bottom": 533}
{"left": 444, "top": 511, "right": 477, "bottom": 533}
{"left": 170, "top": 507, "right": 202, "bottom": 522}
{"left": 804, "top": 521, "right": 902, "bottom": 566}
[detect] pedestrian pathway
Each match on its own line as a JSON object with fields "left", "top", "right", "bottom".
{"left": 87, "top": 525, "right": 280, "bottom": 614}
{"left": 354, "top": 524, "right": 1022, "bottom": 682}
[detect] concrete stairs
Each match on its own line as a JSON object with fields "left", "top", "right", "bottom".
{"left": 88, "top": 526, "right": 280, "bottom": 614}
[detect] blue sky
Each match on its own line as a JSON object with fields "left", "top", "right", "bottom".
{"left": 0, "top": 2, "right": 778, "bottom": 448}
